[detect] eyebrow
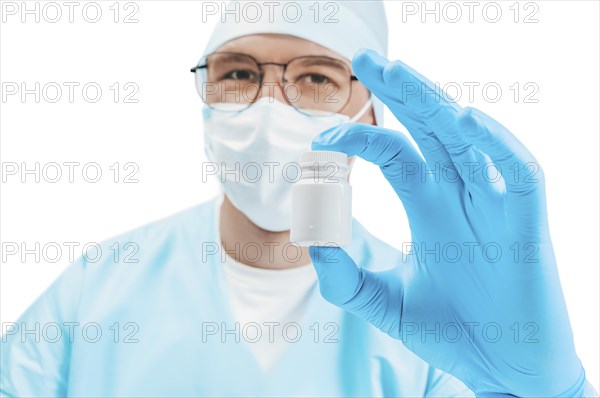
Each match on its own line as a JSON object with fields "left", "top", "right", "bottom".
{"left": 293, "top": 57, "right": 349, "bottom": 72}
{"left": 211, "top": 53, "right": 256, "bottom": 64}
{"left": 208, "top": 53, "right": 352, "bottom": 74}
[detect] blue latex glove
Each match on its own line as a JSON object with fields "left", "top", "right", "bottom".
{"left": 309, "top": 49, "right": 587, "bottom": 397}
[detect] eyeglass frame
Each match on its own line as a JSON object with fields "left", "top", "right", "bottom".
{"left": 190, "top": 51, "right": 363, "bottom": 115}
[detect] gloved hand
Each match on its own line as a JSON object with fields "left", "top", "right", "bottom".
{"left": 309, "top": 49, "right": 587, "bottom": 397}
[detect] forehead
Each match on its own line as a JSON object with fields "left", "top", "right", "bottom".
{"left": 214, "top": 34, "right": 351, "bottom": 66}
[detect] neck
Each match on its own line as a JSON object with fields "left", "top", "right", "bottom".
{"left": 219, "top": 195, "right": 311, "bottom": 270}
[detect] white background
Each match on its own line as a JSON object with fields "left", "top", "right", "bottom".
{"left": 1, "top": 0, "right": 598, "bottom": 391}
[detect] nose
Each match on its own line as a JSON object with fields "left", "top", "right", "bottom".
{"left": 255, "top": 64, "right": 290, "bottom": 104}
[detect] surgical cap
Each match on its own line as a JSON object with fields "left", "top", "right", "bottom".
{"left": 199, "top": 1, "right": 389, "bottom": 126}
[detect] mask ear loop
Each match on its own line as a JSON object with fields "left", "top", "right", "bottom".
{"left": 346, "top": 95, "right": 374, "bottom": 177}
{"left": 348, "top": 95, "right": 374, "bottom": 123}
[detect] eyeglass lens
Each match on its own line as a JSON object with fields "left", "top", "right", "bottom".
{"left": 199, "top": 52, "right": 353, "bottom": 114}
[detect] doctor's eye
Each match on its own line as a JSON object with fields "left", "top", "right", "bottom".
{"left": 221, "top": 69, "right": 258, "bottom": 82}
{"left": 300, "top": 74, "right": 331, "bottom": 85}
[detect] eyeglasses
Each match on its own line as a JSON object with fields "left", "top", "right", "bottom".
{"left": 190, "top": 52, "right": 361, "bottom": 116}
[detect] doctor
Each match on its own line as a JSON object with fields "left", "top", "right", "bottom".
{"left": 1, "top": 2, "right": 473, "bottom": 397}
{"left": 1, "top": 1, "right": 596, "bottom": 397}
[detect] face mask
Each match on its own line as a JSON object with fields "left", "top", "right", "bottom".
{"left": 203, "top": 97, "right": 372, "bottom": 232}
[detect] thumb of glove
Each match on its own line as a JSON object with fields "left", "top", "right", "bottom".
{"left": 309, "top": 245, "right": 403, "bottom": 337}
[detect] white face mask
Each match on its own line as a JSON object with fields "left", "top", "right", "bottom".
{"left": 203, "top": 97, "right": 371, "bottom": 232}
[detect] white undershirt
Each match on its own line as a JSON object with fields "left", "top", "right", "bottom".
{"left": 221, "top": 252, "right": 318, "bottom": 372}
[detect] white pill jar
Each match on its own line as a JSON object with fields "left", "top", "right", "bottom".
{"left": 290, "top": 150, "right": 352, "bottom": 247}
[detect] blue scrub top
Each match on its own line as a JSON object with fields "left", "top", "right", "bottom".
{"left": 1, "top": 197, "right": 474, "bottom": 397}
